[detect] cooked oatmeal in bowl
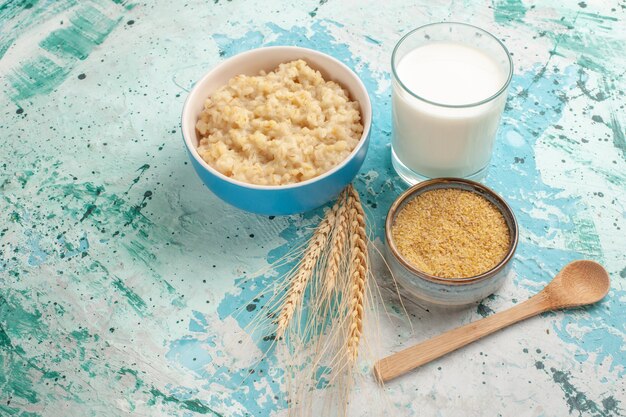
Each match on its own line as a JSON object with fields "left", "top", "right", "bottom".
{"left": 181, "top": 46, "right": 372, "bottom": 215}
{"left": 195, "top": 59, "right": 364, "bottom": 186}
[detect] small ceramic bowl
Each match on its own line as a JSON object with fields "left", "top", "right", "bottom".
{"left": 181, "top": 46, "right": 372, "bottom": 215}
{"left": 385, "top": 178, "right": 518, "bottom": 307}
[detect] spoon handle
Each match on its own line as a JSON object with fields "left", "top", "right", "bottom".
{"left": 374, "top": 294, "right": 551, "bottom": 383}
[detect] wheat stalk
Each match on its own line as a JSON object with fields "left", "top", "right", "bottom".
{"left": 346, "top": 184, "right": 368, "bottom": 362}
{"left": 245, "top": 184, "right": 374, "bottom": 414}
{"left": 323, "top": 190, "right": 349, "bottom": 298}
{"left": 275, "top": 201, "right": 339, "bottom": 337}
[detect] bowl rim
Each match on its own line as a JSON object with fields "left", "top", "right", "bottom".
{"left": 181, "top": 45, "right": 372, "bottom": 191}
{"left": 385, "top": 177, "right": 519, "bottom": 285}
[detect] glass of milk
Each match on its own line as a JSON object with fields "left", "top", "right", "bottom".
{"left": 391, "top": 22, "right": 513, "bottom": 184}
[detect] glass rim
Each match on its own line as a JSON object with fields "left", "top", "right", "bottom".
{"left": 391, "top": 22, "right": 514, "bottom": 109}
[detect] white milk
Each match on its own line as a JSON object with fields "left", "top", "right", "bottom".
{"left": 392, "top": 42, "right": 508, "bottom": 179}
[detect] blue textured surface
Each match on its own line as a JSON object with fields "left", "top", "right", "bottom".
{"left": 1, "top": 1, "right": 625, "bottom": 416}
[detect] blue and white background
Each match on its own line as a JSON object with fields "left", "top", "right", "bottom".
{"left": 1, "top": 0, "right": 624, "bottom": 415}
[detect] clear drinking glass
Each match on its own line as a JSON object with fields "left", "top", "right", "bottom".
{"left": 391, "top": 22, "right": 513, "bottom": 184}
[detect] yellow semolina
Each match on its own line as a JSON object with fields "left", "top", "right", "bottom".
{"left": 392, "top": 188, "right": 510, "bottom": 278}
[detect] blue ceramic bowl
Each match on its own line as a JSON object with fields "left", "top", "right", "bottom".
{"left": 181, "top": 46, "right": 372, "bottom": 215}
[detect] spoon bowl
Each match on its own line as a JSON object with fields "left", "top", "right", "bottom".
{"left": 544, "top": 260, "right": 610, "bottom": 308}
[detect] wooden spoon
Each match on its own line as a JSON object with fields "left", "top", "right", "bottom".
{"left": 374, "top": 260, "right": 610, "bottom": 383}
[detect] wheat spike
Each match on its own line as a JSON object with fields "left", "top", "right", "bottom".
{"left": 346, "top": 184, "right": 367, "bottom": 362}
{"left": 323, "top": 190, "right": 349, "bottom": 297}
{"left": 275, "top": 201, "right": 339, "bottom": 337}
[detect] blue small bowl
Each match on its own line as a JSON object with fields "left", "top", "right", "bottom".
{"left": 181, "top": 46, "right": 372, "bottom": 215}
